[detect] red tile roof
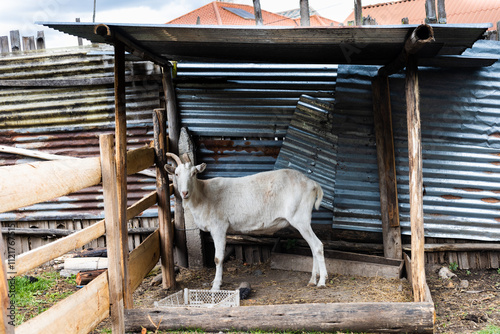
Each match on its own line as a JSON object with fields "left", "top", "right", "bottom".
{"left": 344, "top": 0, "right": 500, "bottom": 30}
{"left": 167, "top": 1, "right": 339, "bottom": 26}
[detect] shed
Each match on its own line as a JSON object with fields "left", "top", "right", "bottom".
{"left": 1, "top": 21, "right": 499, "bottom": 333}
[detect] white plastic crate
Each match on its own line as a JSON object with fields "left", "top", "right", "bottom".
{"left": 154, "top": 288, "right": 240, "bottom": 308}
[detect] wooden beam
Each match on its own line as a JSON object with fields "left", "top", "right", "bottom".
{"left": 16, "top": 271, "right": 110, "bottom": 334}
{"left": 372, "top": 75, "right": 402, "bottom": 260}
{"left": 126, "top": 145, "right": 155, "bottom": 175}
{"left": 406, "top": 54, "right": 426, "bottom": 302}
{"left": 153, "top": 108, "right": 176, "bottom": 289}
{"left": 128, "top": 229, "right": 160, "bottom": 292}
{"left": 113, "top": 40, "right": 133, "bottom": 308}
{"left": 125, "top": 302, "right": 435, "bottom": 333}
{"left": 0, "top": 236, "right": 14, "bottom": 334}
{"left": 0, "top": 157, "right": 101, "bottom": 214}
{"left": 99, "top": 134, "right": 125, "bottom": 333}
{"left": 403, "top": 243, "right": 500, "bottom": 252}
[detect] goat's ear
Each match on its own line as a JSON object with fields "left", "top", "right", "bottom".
{"left": 195, "top": 163, "right": 206, "bottom": 174}
{"left": 165, "top": 164, "right": 176, "bottom": 175}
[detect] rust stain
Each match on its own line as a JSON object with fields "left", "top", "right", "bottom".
{"left": 481, "top": 198, "right": 500, "bottom": 204}
{"left": 496, "top": 218, "right": 500, "bottom": 223}
{"left": 456, "top": 187, "right": 483, "bottom": 192}
{"left": 490, "top": 132, "right": 500, "bottom": 138}
{"left": 200, "top": 139, "right": 281, "bottom": 163}
{"left": 441, "top": 195, "right": 462, "bottom": 200}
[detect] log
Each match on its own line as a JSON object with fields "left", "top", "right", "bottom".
{"left": 406, "top": 54, "right": 426, "bottom": 302}
{"left": 74, "top": 248, "right": 107, "bottom": 258}
{"left": 125, "top": 302, "right": 435, "bottom": 333}
{"left": 64, "top": 257, "right": 108, "bottom": 271}
{"left": 0, "top": 157, "right": 101, "bottom": 214}
{"left": 76, "top": 269, "right": 107, "bottom": 285}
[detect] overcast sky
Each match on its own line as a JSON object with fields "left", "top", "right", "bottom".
{"left": 0, "top": 0, "right": 385, "bottom": 49}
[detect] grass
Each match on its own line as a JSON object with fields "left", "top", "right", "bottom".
{"left": 476, "top": 325, "right": 500, "bottom": 334}
{"left": 12, "top": 271, "right": 77, "bottom": 325}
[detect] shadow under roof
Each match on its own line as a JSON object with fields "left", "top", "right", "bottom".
{"left": 40, "top": 22, "right": 496, "bottom": 66}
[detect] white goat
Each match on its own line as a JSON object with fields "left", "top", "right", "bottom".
{"left": 165, "top": 152, "right": 328, "bottom": 290}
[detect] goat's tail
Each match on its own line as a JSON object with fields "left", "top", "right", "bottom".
{"left": 314, "top": 183, "right": 324, "bottom": 210}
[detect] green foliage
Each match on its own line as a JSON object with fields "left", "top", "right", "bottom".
{"left": 497, "top": 268, "right": 500, "bottom": 275}
{"left": 475, "top": 325, "right": 500, "bottom": 334}
{"left": 448, "top": 262, "right": 459, "bottom": 271}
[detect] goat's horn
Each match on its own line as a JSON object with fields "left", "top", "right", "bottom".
{"left": 181, "top": 153, "right": 191, "bottom": 164}
{"left": 166, "top": 152, "right": 182, "bottom": 166}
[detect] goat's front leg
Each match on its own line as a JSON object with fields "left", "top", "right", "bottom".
{"left": 210, "top": 228, "right": 227, "bottom": 290}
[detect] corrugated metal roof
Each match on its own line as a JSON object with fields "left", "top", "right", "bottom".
{"left": 344, "top": 0, "right": 500, "bottom": 30}
{"left": 0, "top": 46, "right": 161, "bottom": 221}
{"left": 333, "top": 40, "right": 500, "bottom": 241}
{"left": 41, "top": 22, "right": 492, "bottom": 65}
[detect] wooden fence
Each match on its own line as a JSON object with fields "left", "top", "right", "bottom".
{"left": 0, "top": 110, "right": 173, "bottom": 333}
{"left": 0, "top": 30, "right": 45, "bottom": 53}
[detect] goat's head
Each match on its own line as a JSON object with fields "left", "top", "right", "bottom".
{"left": 165, "top": 153, "right": 206, "bottom": 200}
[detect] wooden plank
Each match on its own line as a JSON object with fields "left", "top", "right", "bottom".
{"left": 0, "top": 236, "right": 14, "bottom": 334}
{"left": 271, "top": 251, "right": 403, "bottom": 279}
{"left": 402, "top": 243, "right": 500, "bottom": 252}
{"left": 129, "top": 229, "right": 160, "bottom": 292}
{"left": 9, "top": 31, "right": 20, "bottom": 52}
{"left": 0, "top": 157, "right": 101, "bottom": 214}
{"left": 0, "top": 36, "right": 8, "bottom": 54}
{"left": 372, "top": 75, "right": 402, "bottom": 260}
{"left": 126, "top": 145, "right": 154, "bottom": 176}
{"left": 11, "top": 191, "right": 156, "bottom": 277}
{"left": 99, "top": 134, "right": 125, "bottom": 333}
{"left": 16, "top": 271, "right": 109, "bottom": 334}
{"left": 154, "top": 108, "right": 176, "bottom": 289}
{"left": 406, "top": 54, "right": 427, "bottom": 302}
{"left": 125, "top": 302, "right": 435, "bottom": 333}
{"left": 113, "top": 41, "right": 132, "bottom": 309}
{"left": 425, "top": 0, "right": 438, "bottom": 23}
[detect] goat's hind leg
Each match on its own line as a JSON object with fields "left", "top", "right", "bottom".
{"left": 210, "top": 228, "right": 226, "bottom": 290}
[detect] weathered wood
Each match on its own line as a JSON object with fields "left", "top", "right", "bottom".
{"left": 16, "top": 272, "right": 110, "bottom": 334}
{"left": 0, "top": 157, "right": 101, "bottom": 214}
{"left": 64, "top": 257, "right": 108, "bottom": 271}
{"left": 406, "top": 54, "right": 426, "bottom": 302}
{"left": 113, "top": 41, "right": 133, "bottom": 309}
{"left": 153, "top": 108, "right": 175, "bottom": 289}
{"left": 11, "top": 191, "right": 157, "bottom": 277}
{"left": 378, "top": 24, "right": 434, "bottom": 77}
{"left": 163, "top": 66, "right": 180, "bottom": 152}
{"left": 76, "top": 269, "right": 107, "bottom": 285}
{"left": 22, "top": 36, "right": 35, "bottom": 51}
{"left": 0, "top": 236, "right": 14, "bottom": 334}
{"left": 271, "top": 250, "right": 403, "bottom": 279}
{"left": 0, "top": 36, "right": 9, "bottom": 54}
{"left": 437, "top": 0, "right": 446, "bottom": 24}
{"left": 9, "top": 31, "right": 20, "bottom": 52}
{"left": 425, "top": 0, "right": 438, "bottom": 24}
{"left": 36, "top": 31, "right": 45, "bottom": 50}
{"left": 300, "top": 0, "right": 310, "bottom": 26}
{"left": 354, "top": 0, "right": 362, "bottom": 26}
{"left": 372, "top": 75, "right": 402, "bottom": 260}
{"left": 125, "top": 302, "right": 435, "bottom": 333}
{"left": 128, "top": 229, "right": 160, "bottom": 292}
{"left": 403, "top": 243, "right": 500, "bottom": 252}
{"left": 252, "top": 0, "right": 263, "bottom": 26}
{"left": 99, "top": 134, "right": 125, "bottom": 333}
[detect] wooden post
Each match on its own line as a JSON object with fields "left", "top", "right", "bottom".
{"left": 153, "top": 108, "right": 176, "bottom": 289}
{"left": 300, "top": 0, "right": 310, "bottom": 27}
{"left": 252, "top": 0, "right": 263, "bottom": 26}
{"left": 36, "top": 31, "right": 45, "bottom": 50}
{"left": 162, "top": 65, "right": 188, "bottom": 268}
{"left": 437, "top": 0, "right": 446, "bottom": 24}
{"left": 0, "top": 236, "right": 14, "bottom": 334}
{"left": 113, "top": 40, "right": 132, "bottom": 308}
{"left": 406, "top": 55, "right": 427, "bottom": 302}
{"left": 425, "top": 0, "right": 437, "bottom": 24}
{"left": 99, "top": 134, "right": 125, "bottom": 334}
{"left": 22, "top": 36, "right": 35, "bottom": 51}
{"left": 354, "top": 0, "right": 362, "bottom": 26}
{"left": 76, "top": 18, "right": 83, "bottom": 46}
{"left": 372, "top": 75, "right": 402, "bottom": 260}
{"left": 0, "top": 37, "right": 8, "bottom": 54}
{"left": 497, "top": 21, "right": 500, "bottom": 41}
{"left": 9, "top": 31, "right": 20, "bottom": 52}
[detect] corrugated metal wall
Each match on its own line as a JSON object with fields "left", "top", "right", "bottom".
{"left": 175, "top": 62, "right": 338, "bottom": 225}
{"left": 333, "top": 40, "right": 500, "bottom": 242}
{"left": 0, "top": 45, "right": 162, "bottom": 221}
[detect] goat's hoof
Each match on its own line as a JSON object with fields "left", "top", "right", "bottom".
{"left": 317, "top": 283, "right": 327, "bottom": 289}
{"left": 307, "top": 282, "right": 316, "bottom": 287}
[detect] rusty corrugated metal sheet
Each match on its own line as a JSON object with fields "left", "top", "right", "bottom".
{"left": 333, "top": 40, "right": 500, "bottom": 241}
{"left": 0, "top": 45, "right": 161, "bottom": 221}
